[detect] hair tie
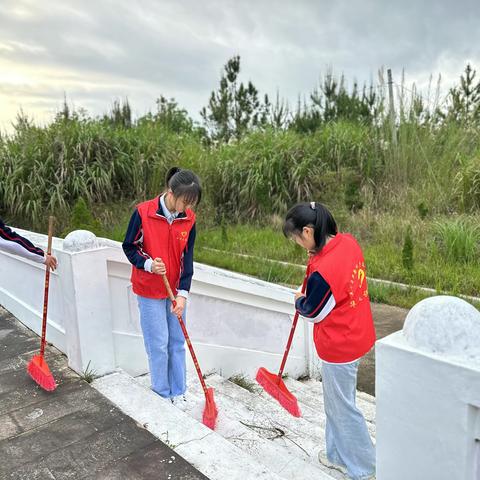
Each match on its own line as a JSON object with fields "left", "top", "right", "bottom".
{"left": 310, "top": 201, "right": 316, "bottom": 210}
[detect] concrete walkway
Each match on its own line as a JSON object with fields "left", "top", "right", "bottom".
{"left": 0, "top": 306, "right": 208, "bottom": 480}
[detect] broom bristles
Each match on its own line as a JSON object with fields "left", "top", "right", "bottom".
{"left": 202, "top": 387, "right": 218, "bottom": 430}
{"left": 256, "top": 367, "right": 301, "bottom": 417}
{"left": 27, "top": 355, "right": 57, "bottom": 392}
{"left": 276, "top": 388, "right": 301, "bottom": 418}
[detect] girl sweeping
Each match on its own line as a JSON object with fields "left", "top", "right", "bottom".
{"left": 122, "top": 167, "right": 201, "bottom": 403}
{"left": 283, "top": 202, "right": 376, "bottom": 480}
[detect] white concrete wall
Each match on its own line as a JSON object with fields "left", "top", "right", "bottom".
{"left": 0, "top": 232, "right": 67, "bottom": 352}
{"left": 376, "top": 297, "right": 480, "bottom": 480}
{"left": 0, "top": 228, "right": 314, "bottom": 380}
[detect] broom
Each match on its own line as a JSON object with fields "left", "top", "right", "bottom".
{"left": 256, "top": 267, "right": 310, "bottom": 417}
{"left": 162, "top": 274, "right": 218, "bottom": 430}
{"left": 27, "top": 216, "right": 57, "bottom": 391}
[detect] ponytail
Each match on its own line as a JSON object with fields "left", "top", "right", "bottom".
{"left": 283, "top": 201, "right": 337, "bottom": 250}
{"left": 165, "top": 167, "right": 182, "bottom": 186}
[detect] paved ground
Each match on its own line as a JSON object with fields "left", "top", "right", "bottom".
{"left": 0, "top": 306, "right": 208, "bottom": 480}
{"left": 357, "top": 303, "right": 408, "bottom": 396}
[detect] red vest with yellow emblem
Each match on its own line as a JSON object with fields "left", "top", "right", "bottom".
{"left": 308, "top": 233, "right": 376, "bottom": 363}
{"left": 131, "top": 197, "right": 196, "bottom": 299}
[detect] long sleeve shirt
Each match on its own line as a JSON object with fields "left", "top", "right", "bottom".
{"left": 295, "top": 271, "right": 336, "bottom": 323}
{"left": 0, "top": 218, "right": 45, "bottom": 263}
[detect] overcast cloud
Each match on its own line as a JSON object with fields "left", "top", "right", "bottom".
{"left": 1, "top": 0, "right": 479, "bottom": 131}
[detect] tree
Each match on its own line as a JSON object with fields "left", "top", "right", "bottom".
{"left": 201, "top": 56, "right": 269, "bottom": 142}
{"left": 290, "top": 70, "right": 381, "bottom": 133}
{"left": 268, "top": 91, "right": 289, "bottom": 130}
{"left": 446, "top": 64, "right": 480, "bottom": 124}
{"left": 107, "top": 99, "right": 132, "bottom": 128}
{"left": 313, "top": 72, "right": 378, "bottom": 123}
{"left": 290, "top": 96, "right": 322, "bottom": 133}
{"left": 58, "top": 93, "right": 70, "bottom": 122}
{"left": 139, "top": 96, "right": 193, "bottom": 133}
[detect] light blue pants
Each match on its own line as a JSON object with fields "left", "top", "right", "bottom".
{"left": 137, "top": 296, "right": 186, "bottom": 398}
{"left": 322, "top": 360, "right": 376, "bottom": 480}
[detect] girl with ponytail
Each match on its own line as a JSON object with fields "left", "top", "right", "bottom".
{"left": 123, "top": 167, "right": 201, "bottom": 404}
{"left": 283, "top": 202, "right": 376, "bottom": 480}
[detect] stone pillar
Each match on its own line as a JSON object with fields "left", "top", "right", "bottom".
{"left": 62, "top": 230, "right": 116, "bottom": 376}
{"left": 376, "top": 296, "right": 480, "bottom": 480}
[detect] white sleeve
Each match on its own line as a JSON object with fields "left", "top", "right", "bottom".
{"left": 144, "top": 258, "right": 153, "bottom": 273}
{"left": 309, "top": 295, "right": 336, "bottom": 324}
{"left": 0, "top": 236, "right": 45, "bottom": 263}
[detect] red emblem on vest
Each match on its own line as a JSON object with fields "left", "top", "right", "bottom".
{"left": 349, "top": 261, "right": 369, "bottom": 308}
{"left": 178, "top": 231, "right": 188, "bottom": 242}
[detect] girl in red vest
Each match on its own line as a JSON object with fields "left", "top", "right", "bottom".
{"left": 283, "top": 202, "right": 376, "bottom": 480}
{"left": 123, "top": 167, "right": 201, "bottom": 404}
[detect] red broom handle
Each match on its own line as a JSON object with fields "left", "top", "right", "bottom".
{"left": 162, "top": 274, "right": 209, "bottom": 397}
{"left": 277, "top": 266, "right": 310, "bottom": 381}
{"left": 40, "top": 216, "right": 54, "bottom": 358}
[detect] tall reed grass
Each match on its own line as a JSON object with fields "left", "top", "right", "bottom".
{"left": 1, "top": 72, "right": 480, "bottom": 230}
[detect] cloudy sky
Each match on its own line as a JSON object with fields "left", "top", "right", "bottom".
{"left": 1, "top": 0, "right": 479, "bottom": 132}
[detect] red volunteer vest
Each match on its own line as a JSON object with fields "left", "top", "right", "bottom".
{"left": 308, "top": 233, "right": 376, "bottom": 363}
{"left": 131, "top": 197, "right": 196, "bottom": 299}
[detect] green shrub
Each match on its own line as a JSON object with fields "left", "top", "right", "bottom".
{"left": 434, "top": 217, "right": 479, "bottom": 263}
{"left": 62, "top": 198, "right": 103, "bottom": 237}
{"left": 345, "top": 173, "right": 364, "bottom": 211}
{"left": 417, "top": 201, "right": 429, "bottom": 219}
{"left": 402, "top": 227, "right": 414, "bottom": 270}
{"left": 454, "top": 156, "right": 480, "bottom": 211}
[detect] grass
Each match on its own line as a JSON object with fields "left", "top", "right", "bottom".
{"left": 196, "top": 222, "right": 306, "bottom": 264}
{"left": 228, "top": 374, "right": 258, "bottom": 393}
{"left": 195, "top": 248, "right": 480, "bottom": 310}
{"left": 197, "top": 246, "right": 480, "bottom": 309}
{"left": 195, "top": 212, "right": 480, "bottom": 298}
{"left": 368, "top": 283, "right": 439, "bottom": 310}
{"left": 2, "top": 111, "right": 480, "bottom": 231}
{"left": 60, "top": 200, "right": 479, "bottom": 310}
{"left": 162, "top": 431, "right": 177, "bottom": 450}
{"left": 2, "top": 97, "right": 478, "bottom": 310}
{"left": 433, "top": 217, "right": 480, "bottom": 264}
{"left": 80, "top": 360, "right": 98, "bottom": 384}
{"left": 196, "top": 246, "right": 304, "bottom": 286}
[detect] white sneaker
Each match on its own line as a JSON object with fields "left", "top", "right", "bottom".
{"left": 170, "top": 395, "right": 187, "bottom": 408}
{"left": 317, "top": 450, "right": 348, "bottom": 475}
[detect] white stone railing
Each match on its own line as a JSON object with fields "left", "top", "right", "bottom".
{"left": 5, "top": 228, "right": 480, "bottom": 479}
{"left": 0, "top": 228, "right": 319, "bottom": 379}
{"left": 376, "top": 296, "right": 480, "bottom": 480}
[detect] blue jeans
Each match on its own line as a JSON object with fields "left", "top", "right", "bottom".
{"left": 137, "top": 296, "right": 186, "bottom": 398}
{"left": 322, "top": 360, "right": 375, "bottom": 480}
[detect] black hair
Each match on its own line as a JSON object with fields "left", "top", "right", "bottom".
{"left": 283, "top": 202, "right": 337, "bottom": 250}
{"left": 165, "top": 167, "right": 202, "bottom": 206}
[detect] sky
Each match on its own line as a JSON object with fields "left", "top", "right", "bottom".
{"left": 1, "top": 0, "right": 479, "bottom": 132}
